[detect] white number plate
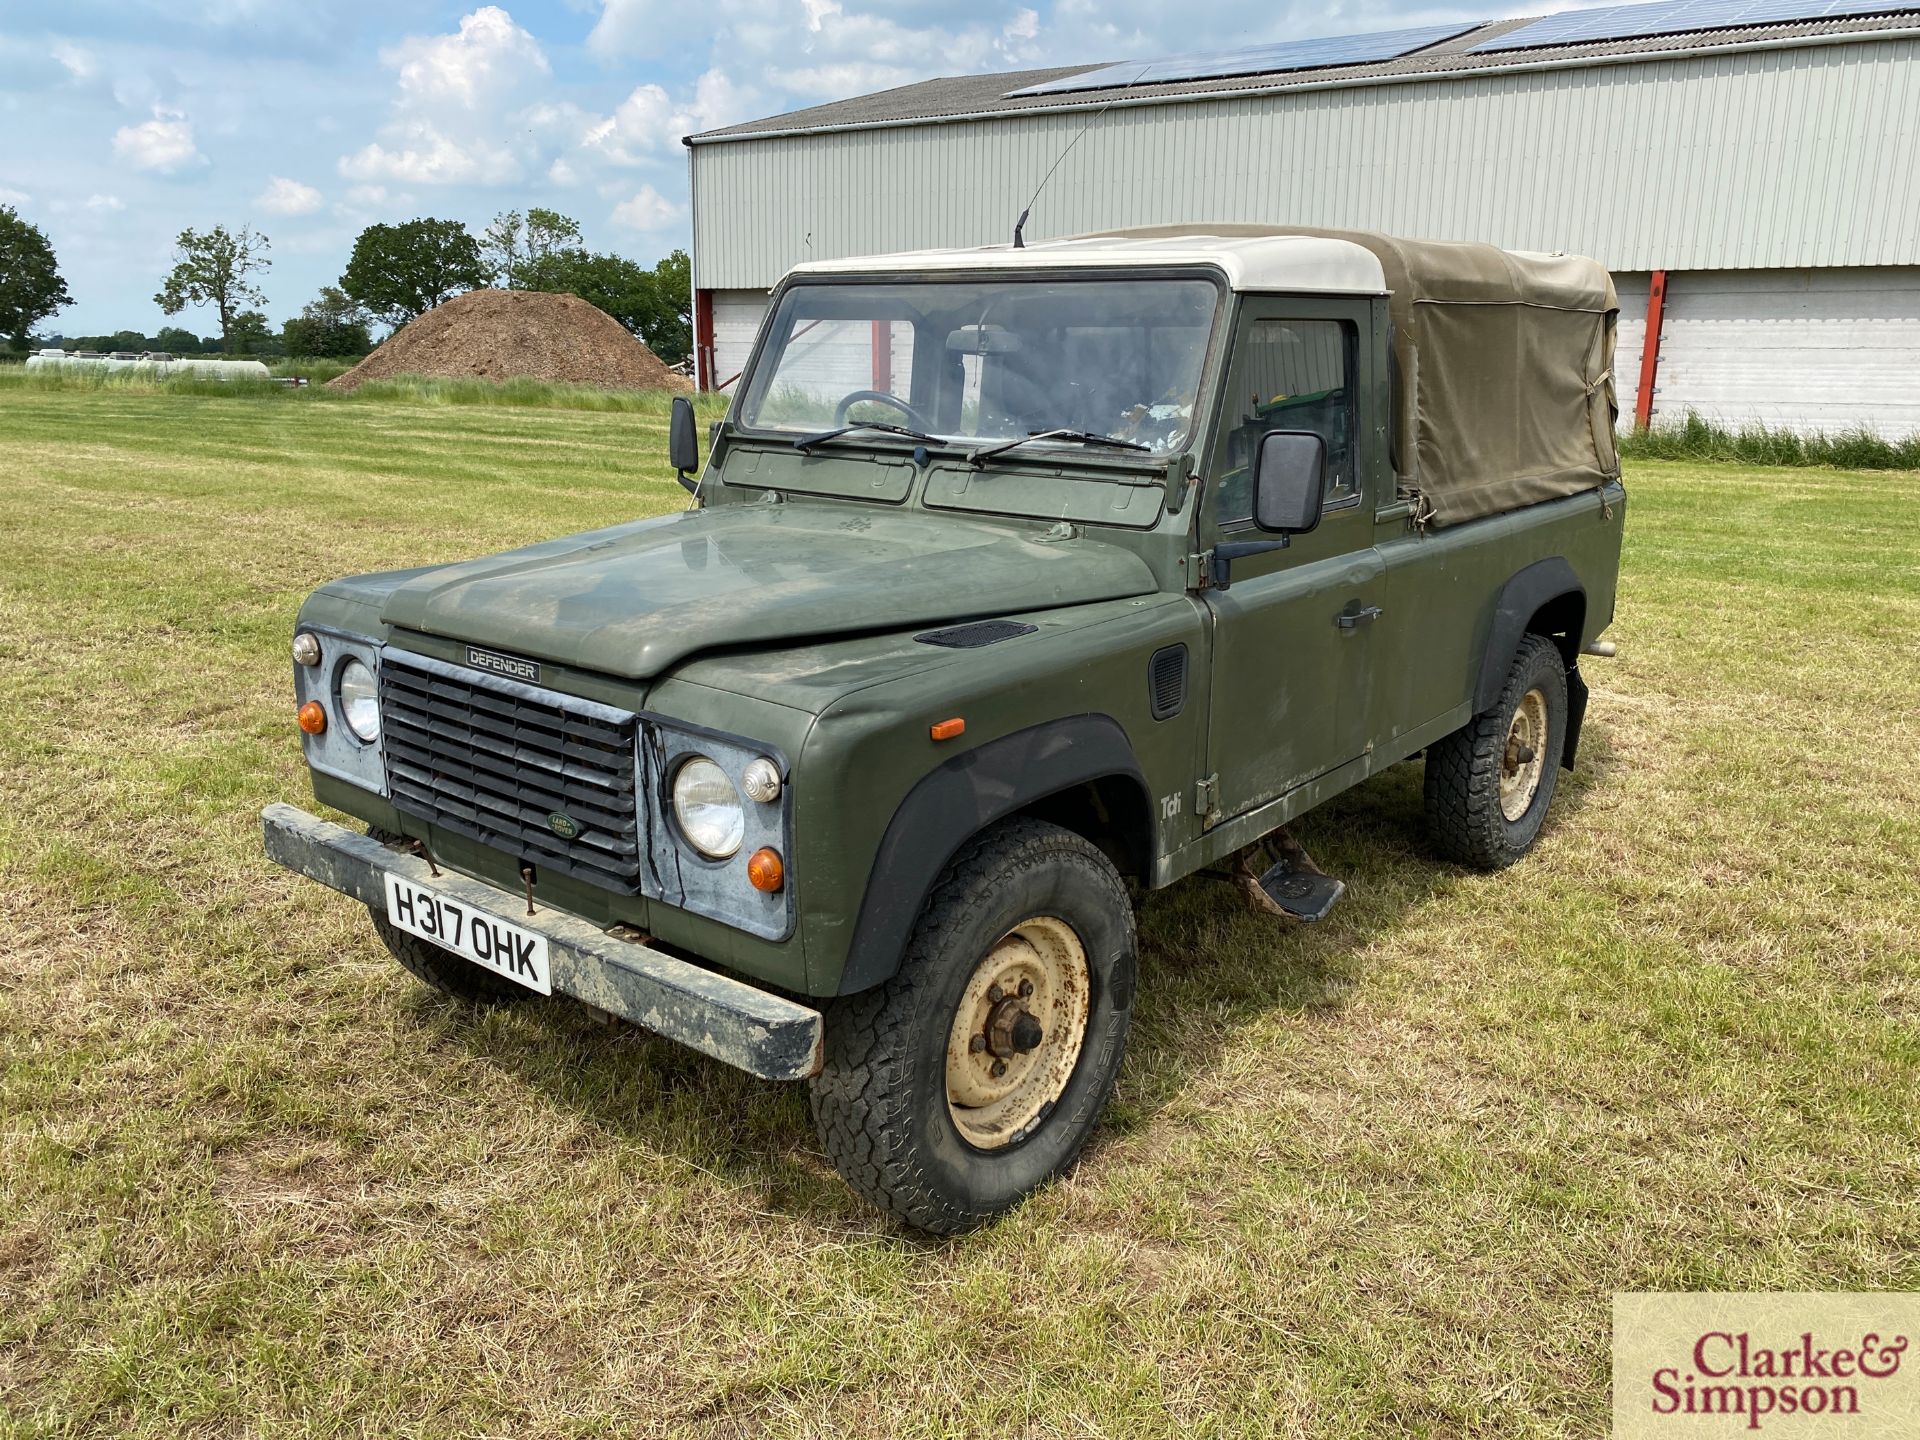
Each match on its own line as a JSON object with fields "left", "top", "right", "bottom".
{"left": 382, "top": 872, "right": 552, "bottom": 995}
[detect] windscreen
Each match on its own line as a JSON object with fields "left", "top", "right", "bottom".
{"left": 738, "top": 277, "right": 1219, "bottom": 457}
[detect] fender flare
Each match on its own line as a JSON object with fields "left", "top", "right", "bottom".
{"left": 838, "top": 714, "right": 1151, "bottom": 995}
{"left": 1475, "top": 556, "right": 1588, "bottom": 769}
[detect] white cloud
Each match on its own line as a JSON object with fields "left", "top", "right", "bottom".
{"left": 111, "top": 108, "right": 204, "bottom": 173}
{"left": 84, "top": 193, "right": 124, "bottom": 211}
{"left": 51, "top": 41, "right": 98, "bottom": 80}
{"left": 610, "top": 184, "right": 685, "bottom": 232}
{"left": 337, "top": 6, "right": 549, "bottom": 188}
{"left": 782, "top": 62, "right": 917, "bottom": 99}
{"left": 582, "top": 68, "right": 751, "bottom": 162}
{"left": 256, "top": 175, "right": 323, "bottom": 214}
{"left": 589, "top": 0, "right": 1044, "bottom": 107}
{"left": 336, "top": 183, "right": 417, "bottom": 217}
{"left": 587, "top": 0, "right": 701, "bottom": 55}
{"left": 383, "top": 5, "right": 548, "bottom": 109}
{"left": 0, "top": 186, "right": 30, "bottom": 205}
{"left": 340, "top": 119, "right": 523, "bottom": 185}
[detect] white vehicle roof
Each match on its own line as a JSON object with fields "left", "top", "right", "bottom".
{"left": 789, "top": 230, "right": 1388, "bottom": 295}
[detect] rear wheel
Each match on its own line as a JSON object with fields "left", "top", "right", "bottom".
{"left": 1424, "top": 635, "right": 1569, "bottom": 870}
{"left": 809, "top": 819, "right": 1136, "bottom": 1234}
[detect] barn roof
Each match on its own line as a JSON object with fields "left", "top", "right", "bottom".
{"left": 688, "top": 7, "right": 1920, "bottom": 144}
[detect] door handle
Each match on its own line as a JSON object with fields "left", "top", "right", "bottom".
{"left": 1336, "top": 604, "right": 1384, "bottom": 631}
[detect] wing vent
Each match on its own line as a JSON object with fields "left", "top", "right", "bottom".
{"left": 1148, "top": 644, "right": 1188, "bottom": 720}
{"left": 914, "top": 620, "right": 1039, "bottom": 649}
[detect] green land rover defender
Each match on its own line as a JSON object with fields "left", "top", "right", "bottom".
{"left": 265, "top": 226, "right": 1626, "bottom": 1232}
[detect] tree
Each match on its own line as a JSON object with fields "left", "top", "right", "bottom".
{"left": 228, "top": 309, "right": 279, "bottom": 356}
{"left": 643, "top": 249, "right": 692, "bottom": 368}
{"left": 0, "top": 205, "right": 73, "bottom": 350}
{"left": 154, "top": 224, "right": 271, "bottom": 353}
{"left": 339, "top": 218, "right": 489, "bottom": 327}
{"left": 521, "top": 248, "right": 647, "bottom": 324}
{"left": 282, "top": 286, "right": 372, "bottom": 357}
{"left": 481, "top": 206, "right": 583, "bottom": 289}
{"left": 154, "top": 325, "right": 206, "bottom": 355}
{"left": 517, "top": 245, "right": 693, "bottom": 366}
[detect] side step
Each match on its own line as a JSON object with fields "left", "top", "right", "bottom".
{"left": 1230, "top": 829, "right": 1345, "bottom": 923}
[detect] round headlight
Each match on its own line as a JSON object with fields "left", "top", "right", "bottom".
{"left": 292, "top": 631, "right": 322, "bottom": 667}
{"left": 337, "top": 658, "right": 380, "bottom": 743}
{"left": 742, "top": 757, "right": 782, "bottom": 804}
{"left": 672, "top": 756, "right": 745, "bottom": 859}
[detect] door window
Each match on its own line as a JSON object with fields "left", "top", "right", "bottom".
{"left": 1214, "top": 318, "right": 1358, "bottom": 527}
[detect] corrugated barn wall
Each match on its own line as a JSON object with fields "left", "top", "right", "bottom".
{"left": 690, "top": 35, "right": 1920, "bottom": 434}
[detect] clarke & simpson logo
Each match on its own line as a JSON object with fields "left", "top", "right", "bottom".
{"left": 1615, "top": 1296, "right": 1920, "bottom": 1438}
{"left": 1650, "top": 1329, "right": 1907, "bottom": 1429}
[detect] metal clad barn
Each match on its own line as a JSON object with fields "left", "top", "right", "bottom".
{"left": 685, "top": 9, "right": 1920, "bottom": 436}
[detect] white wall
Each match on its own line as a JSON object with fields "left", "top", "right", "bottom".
{"left": 712, "top": 290, "right": 770, "bottom": 390}
{"left": 1613, "top": 271, "right": 1650, "bottom": 433}
{"left": 1649, "top": 268, "right": 1920, "bottom": 436}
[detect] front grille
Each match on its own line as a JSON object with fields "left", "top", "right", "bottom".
{"left": 379, "top": 650, "right": 643, "bottom": 891}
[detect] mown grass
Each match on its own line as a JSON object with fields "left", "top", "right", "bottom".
{"left": 0, "top": 366, "right": 720, "bottom": 417}
{"left": 1, "top": 386, "right": 1916, "bottom": 1437}
{"left": 1620, "top": 410, "right": 1920, "bottom": 469}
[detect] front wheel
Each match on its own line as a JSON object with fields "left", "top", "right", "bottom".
{"left": 808, "top": 819, "right": 1136, "bottom": 1234}
{"left": 366, "top": 827, "right": 533, "bottom": 1004}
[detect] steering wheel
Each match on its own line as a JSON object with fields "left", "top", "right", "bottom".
{"left": 834, "top": 388, "right": 932, "bottom": 430}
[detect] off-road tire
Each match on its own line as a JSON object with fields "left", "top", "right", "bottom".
{"left": 368, "top": 909, "right": 532, "bottom": 1004}
{"left": 808, "top": 819, "right": 1137, "bottom": 1234}
{"left": 365, "top": 828, "right": 531, "bottom": 1004}
{"left": 1424, "top": 634, "right": 1569, "bottom": 870}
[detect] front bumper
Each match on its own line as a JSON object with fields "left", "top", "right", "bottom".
{"left": 260, "top": 803, "right": 823, "bottom": 1081}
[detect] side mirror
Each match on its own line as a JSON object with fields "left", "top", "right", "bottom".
{"left": 669, "top": 394, "right": 700, "bottom": 493}
{"left": 1252, "top": 430, "right": 1326, "bottom": 534}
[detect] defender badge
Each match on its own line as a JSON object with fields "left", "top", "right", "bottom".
{"left": 547, "top": 811, "right": 581, "bottom": 840}
{"left": 466, "top": 645, "right": 540, "bottom": 684}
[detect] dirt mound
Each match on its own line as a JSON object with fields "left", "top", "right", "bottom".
{"left": 328, "top": 289, "right": 691, "bottom": 393}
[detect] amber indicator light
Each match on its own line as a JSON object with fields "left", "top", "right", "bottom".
{"left": 929, "top": 717, "right": 966, "bottom": 741}
{"left": 747, "top": 847, "right": 785, "bottom": 893}
{"left": 297, "top": 701, "right": 327, "bottom": 735}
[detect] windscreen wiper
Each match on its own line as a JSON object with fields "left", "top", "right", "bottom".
{"left": 966, "top": 428, "right": 1151, "bottom": 468}
{"left": 792, "top": 421, "right": 938, "bottom": 452}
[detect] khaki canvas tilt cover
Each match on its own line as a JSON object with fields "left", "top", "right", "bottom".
{"left": 1104, "top": 224, "right": 1622, "bottom": 527}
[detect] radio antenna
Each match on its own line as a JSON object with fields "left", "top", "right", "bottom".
{"left": 1012, "top": 64, "right": 1150, "bottom": 249}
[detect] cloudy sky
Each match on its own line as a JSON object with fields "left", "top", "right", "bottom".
{"left": 2, "top": 0, "right": 1485, "bottom": 336}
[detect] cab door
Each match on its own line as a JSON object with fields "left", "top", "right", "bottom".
{"left": 1200, "top": 298, "right": 1384, "bottom": 820}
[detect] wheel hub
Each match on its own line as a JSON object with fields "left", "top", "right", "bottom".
{"left": 945, "top": 918, "right": 1091, "bottom": 1149}
{"left": 1499, "top": 687, "right": 1549, "bottom": 822}
{"left": 984, "top": 990, "right": 1043, "bottom": 1059}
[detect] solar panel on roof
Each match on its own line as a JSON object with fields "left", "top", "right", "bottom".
{"left": 1472, "top": 0, "right": 1910, "bottom": 52}
{"left": 1006, "top": 21, "right": 1479, "bottom": 98}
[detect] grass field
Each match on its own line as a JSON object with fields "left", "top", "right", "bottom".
{"left": 1, "top": 381, "right": 1916, "bottom": 1438}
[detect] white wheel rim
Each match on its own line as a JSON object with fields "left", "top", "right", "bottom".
{"left": 1500, "top": 687, "right": 1549, "bottom": 822}
{"left": 944, "top": 916, "right": 1091, "bottom": 1150}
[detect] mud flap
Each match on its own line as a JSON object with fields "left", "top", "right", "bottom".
{"left": 1564, "top": 661, "right": 1588, "bottom": 770}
